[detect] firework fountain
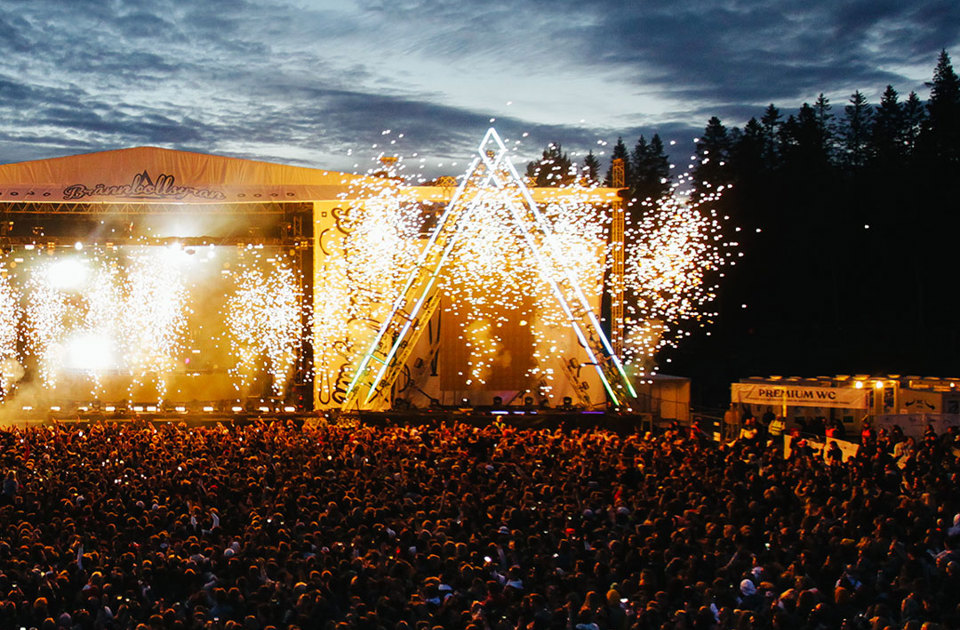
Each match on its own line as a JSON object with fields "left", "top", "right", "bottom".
{"left": 0, "top": 244, "right": 303, "bottom": 406}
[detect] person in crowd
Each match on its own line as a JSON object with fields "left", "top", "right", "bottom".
{"left": 0, "top": 416, "right": 957, "bottom": 630}
{"left": 825, "top": 418, "right": 846, "bottom": 440}
{"left": 0, "top": 469, "right": 17, "bottom": 505}
{"left": 761, "top": 407, "right": 776, "bottom": 428}
{"left": 723, "top": 403, "right": 740, "bottom": 442}
{"left": 738, "top": 416, "right": 760, "bottom": 445}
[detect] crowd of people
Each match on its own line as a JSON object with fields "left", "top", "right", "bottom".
{"left": 0, "top": 416, "right": 958, "bottom": 630}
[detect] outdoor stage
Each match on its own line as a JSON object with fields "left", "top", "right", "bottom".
{"left": 0, "top": 140, "right": 631, "bottom": 419}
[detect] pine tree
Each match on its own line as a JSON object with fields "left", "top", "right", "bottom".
{"left": 923, "top": 49, "right": 960, "bottom": 166}
{"left": 582, "top": 151, "right": 601, "bottom": 185}
{"left": 760, "top": 104, "right": 782, "bottom": 167}
{"left": 730, "top": 118, "right": 772, "bottom": 181}
{"left": 871, "top": 85, "right": 904, "bottom": 169}
{"left": 692, "top": 116, "right": 731, "bottom": 194}
{"left": 525, "top": 143, "right": 574, "bottom": 187}
{"left": 843, "top": 90, "right": 873, "bottom": 170}
{"left": 629, "top": 135, "right": 650, "bottom": 190}
{"left": 647, "top": 135, "right": 672, "bottom": 197}
{"left": 727, "top": 118, "right": 766, "bottom": 227}
{"left": 781, "top": 103, "right": 832, "bottom": 174}
{"left": 778, "top": 114, "right": 799, "bottom": 161}
{"left": 630, "top": 134, "right": 671, "bottom": 202}
{"left": 814, "top": 93, "right": 836, "bottom": 164}
{"left": 902, "top": 91, "right": 926, "bottom": 155}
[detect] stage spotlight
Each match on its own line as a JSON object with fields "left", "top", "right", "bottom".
{"left": 47, "top": 258, "right": 90, "bottom": 291}
{"left": 64, "top": 333, "right": 115, "bottom": 371}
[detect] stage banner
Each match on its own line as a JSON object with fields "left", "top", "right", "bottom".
{"left": 0, "top": 146, "right": 364, "bottom": 204}
{"left": 733, "top": 383, "right": 868, "bottom": 409}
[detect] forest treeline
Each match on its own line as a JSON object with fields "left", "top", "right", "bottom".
{"left": 527, "top": 50, "right": 960, "bottom": 405}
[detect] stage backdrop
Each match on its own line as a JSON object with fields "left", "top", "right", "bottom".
{"left": 312, "top": 198, "right": 607, "bottom": 410}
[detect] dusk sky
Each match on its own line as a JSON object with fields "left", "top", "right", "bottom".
{"left": 1, "top": 0, "right": 958, "bottom": 179}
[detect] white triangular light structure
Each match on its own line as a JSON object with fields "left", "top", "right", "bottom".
{"left": 343, "top": 128, "right": 636, "bottom": 408}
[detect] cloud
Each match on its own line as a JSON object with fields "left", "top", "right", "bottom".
{"left": 0, "top": 0, "right": 957, "bottom": 177}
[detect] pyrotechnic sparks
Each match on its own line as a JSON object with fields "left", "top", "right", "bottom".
{"left": 118, "top": 248, "right": 190, "bottom": 399}
{"left": 522, "top": 196, "right": 608, "bottom": 394}
{"left": 2, "top": 244, "right": 306, "bottom": 404}
{"left": 0, "top": 263, "right": 20, "bottom": 399}
{"left": 24, "top": 261, "right": 71, "bottom": 389}
{"left": 225, "top": 257, "right": 304, "bottom": 396}
{"left": 65, "top": 261, "right": 123, "bottom": 396}
{"left": 623, "top": 190, "right": 729, "bottom": 372}
{"left": 339, "top": 182, "right": 423, "bottom": 321}
{"left": 437, "top": 190, "right": 608, "bottom": 390}
{"left": 19, "top": 250, "right": 190, "bottom": 397}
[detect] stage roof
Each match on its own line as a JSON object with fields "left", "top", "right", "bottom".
{"left": 0, "top": 146, "right": 621, "bottom": 205}
{"left": 0, "top": 146, "right": 375, "bottom": 204}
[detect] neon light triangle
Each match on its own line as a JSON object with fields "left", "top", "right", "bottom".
{"left": 343, "top": 128, "right": 636, "bottom": 409}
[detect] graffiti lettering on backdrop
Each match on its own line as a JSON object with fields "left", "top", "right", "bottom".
{"left": 315, "top": 203, "right": 440, "bottom": 407}
{"left": 63, "top": 171, "right": 226, "bottom": 201}
{"left": 314, "top": 207, "right": 393, "bottom": 406}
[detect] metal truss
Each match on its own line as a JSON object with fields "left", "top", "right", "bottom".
{"left": 0, "top": 201, "right": 313, "bottom": 215}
